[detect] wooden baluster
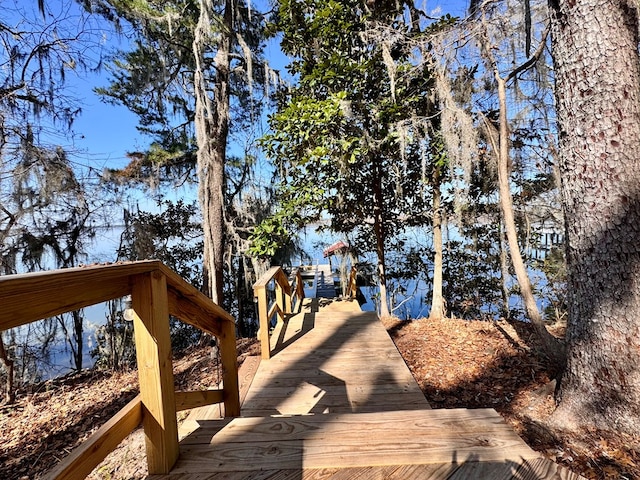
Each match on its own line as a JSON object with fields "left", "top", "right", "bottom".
{"left": 131, "top": 271, "right": 179, "bottom": 474}
{"left": 220, "top": 319, "right": 240, "bottom": 416}
{"left": 275, "top": 280, "right": 286, "bottom": 323}
{"left": 255, "top": 285, "right": 271, "bottom": 359}
{"left": 283, "top": 276, "right": 293, "bottom": 315}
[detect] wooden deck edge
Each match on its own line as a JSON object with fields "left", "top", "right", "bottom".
{"left": 147, "top": 457, "right": 587, "bottom": 479}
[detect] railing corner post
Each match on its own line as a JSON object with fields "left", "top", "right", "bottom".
{"left": 131, "top": 271, "right": 179, "bottom": 475}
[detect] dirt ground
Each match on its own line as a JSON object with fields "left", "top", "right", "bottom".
{"left": 1, "top": 317, "right": 639, "bottom": 480}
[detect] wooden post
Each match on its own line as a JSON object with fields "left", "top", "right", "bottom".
{"left": 131, "top": 271, "right": 179, "bottom": 474}
{"left": 255, "top": 286, "right": 271, "bottom": 359}
{"left": 283, "top": 281, "right": 293, "bottom": 315}
{"left": 220, "top": 319, "right": 240, "bottom": 416}
{"left": 275, "top": 281, "right": 286, "bottom": 323}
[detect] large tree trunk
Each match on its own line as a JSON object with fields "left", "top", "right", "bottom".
{"left": 428, "top": 165, "right": 446, "bottom": 320}
{"left": 194, "top": 0, "right": 232, "bottom": 304}
{"left": 549, "top": 0, "right": 640, "bottom": 435}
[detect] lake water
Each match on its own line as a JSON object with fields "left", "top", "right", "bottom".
{"left": 11, "top": 221, "right": 560, "bottom": 381}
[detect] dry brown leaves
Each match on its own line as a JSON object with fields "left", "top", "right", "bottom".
{"left": 0, "top": 338, "right": 259, "bottom": 480}
{"left": 384, "top": 315, "right": 640, "bottom": 480}
{"left": 2, "top": 317, "right": 639, "bottom": 480}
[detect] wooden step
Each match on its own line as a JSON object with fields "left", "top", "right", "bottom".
{"left": 170, "top": 408, "right": 540, "bottom": 474}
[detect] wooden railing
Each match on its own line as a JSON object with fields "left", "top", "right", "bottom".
{"left": 0, "top": 260, "right": 239, "bottom": 478}
{"left": 253, "top": 267, "right": 305, "bottom": 359}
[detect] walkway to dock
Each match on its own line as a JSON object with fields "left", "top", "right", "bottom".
{"left": 155, "top": 299, "right": 583, "bottom": 479}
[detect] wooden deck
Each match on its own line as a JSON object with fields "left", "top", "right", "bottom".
{"left": 151, "top": 299, "right": 584, "bottom": 479}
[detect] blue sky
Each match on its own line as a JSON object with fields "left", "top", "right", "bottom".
{"left": 60, "top": 0, "right": 469, "bottom": 175}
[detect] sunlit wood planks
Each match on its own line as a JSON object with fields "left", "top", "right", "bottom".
{"left": 149, "top": 299, "right": 586, "bottom": 480}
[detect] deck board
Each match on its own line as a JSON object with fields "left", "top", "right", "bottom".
{"left": 242, "top": 308, "right": 428, "bottom": 417}
{"left": 150, "top": 298, "right": 584, "bottom": 480}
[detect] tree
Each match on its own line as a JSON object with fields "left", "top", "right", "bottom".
{"left": 473, "top": 3, "right": 563, "bottom": 362}
{"left": 432, "top": 1, "right": 563, "bottom": 347}
{"left": 117, "top": 201, "right": 207, "bottom": 349}
{"left": 0, "top": 0, "right": 104, "bottom": 400}
{"left": 549, "top": 0, "right": 640, "bottom": 435}
{"left": 261, "top": 0, "right": 449, "bottom": 317}
{"left": 86, "top": 0, "right": 267, "bottom": 304}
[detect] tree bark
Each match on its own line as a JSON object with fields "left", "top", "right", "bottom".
{"left": 194, "top": 0, "right": 232, "bottom": 304}
{"left": 372, "top": 157, "right": 390, "bottom": 318}
{"left": 429, "top": 165, "right": 446, "bottom": 320}
{"left": 549, "top": 0, "right": 640, "bottom": 435}
{"left": 494, "top": 73, "right": 564, "bottom": 365}
{"left": 0, "top": 334, "right": 15, "bottom": 404}
{"left": 498, "top": 220, "right": 511, "bottom": 319}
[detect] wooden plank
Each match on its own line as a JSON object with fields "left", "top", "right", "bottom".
{"left": 147, "top": 463, "right": 457, "bottom": 480}
{"left": 255, "top": 285, "right": 272, "bottom": 360}
{"left": 159, "top": 264, "right": 234, "bottom": 323}
{"left": 219, "top": 319, "right": 240, "bottom": 416}
{"left": 181, "top": 408, "right": 515, "bottom": 446}
{"left": 167, "top": 289, "right": 224, "bottom": 338}
{"left": 173, "top": 432, "right": 537, "bottom": 474}
{"left": 241, "top": 389, "right": 428, "bottom": 416}
{"left": 146, "top": 460, "right": 585, "bottom": 480}
{"left": 170, "top": 409, "right": 539, "bottom": 473}
{"left": 175, "top": 390, "right": 224, "bottom": 412}
{"left": 0, "top": 258, "right": 236, "bottom": 334}
{"left": 132, "top": 271, "right": 179, "bottom": 474}
{"left": 246, "top": 364, "right": 417, "bottom": 383}
{"left": 268, "top": 301, "right": 281, "bottom": 323}
{"left": 446, "top": 461, "right": 520, "bottom": 479}
{"left": 254, "top": 266, "right": 290, "bottom": 292}
{"left": 184, "top": 409, "right": 524, "bottom": 444}
{"left": 1, "top": 271, "right": 130, "bottom": 330}
{"left": 47, "top": 395, "right": 142, "bottom": 480}
{"left": 253, "top": 353, "right": 415, "bottom": 371}
{"left": 238, "top": 356, "right": 261, "bottom": 405}
{"left": 241, "top": 381, "right": 424, "bottom": 400}
{"left": 0, "top": 260, "right": 168, "bottom": 330}
{"left": 173, "top": 438, "right": 537, "bottom": 473}
{"left": 179, "top": 356, "right": 261, "bottom": 440}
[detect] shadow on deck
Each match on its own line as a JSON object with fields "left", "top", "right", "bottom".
{"left": 149, "top": 299, "right": 584, "bottom": 480}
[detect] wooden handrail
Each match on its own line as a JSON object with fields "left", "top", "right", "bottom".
{"left": 0, "top": 260, "right": 239, "bottom": 478}
{"left": 253, "top": 267, "right": 305, "bottom": 359}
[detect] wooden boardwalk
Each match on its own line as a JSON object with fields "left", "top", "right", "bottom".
{"left": 151, "top": 299, "right": 583, "bottom": 479}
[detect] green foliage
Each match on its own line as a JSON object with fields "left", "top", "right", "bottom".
{"left": 118, "top": 199, "right": 204, "bottom": 286}
{"left": 444, "top": 232, "right": 504, "bottom": 320}
{"left": 116, "top": 200, "right": 204, "bottom": 352}
{"left": 257, "top": 0, "right": 450, "bottom": 264}
{"left": 249, "top": 215, "right": 294, "bottom": 259}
